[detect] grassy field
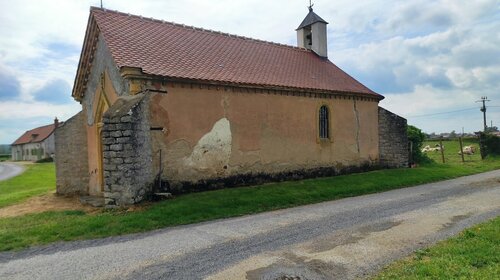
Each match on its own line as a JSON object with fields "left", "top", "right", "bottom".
{"left": 0, "top": 155, "right": 10, "bottom": 162}
{"left": 423, "top": 137, "right": 480, "bottom": 164}
{"left": 0, "top": 157, "right": 499, "bottom": 251}
{"left": 0, "top": 163, "right": 55, "bottom": 208}
{"left": 373, "top": 216, "right": 500, "bottom": 279}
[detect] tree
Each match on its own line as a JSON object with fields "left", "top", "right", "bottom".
{"left": 449, "top": 130, "right": 457, "bottom": 138}
{"left": 407, "top": 125, "right": 431, "bottom": 164}
{"left": 485, "top": 126, "right": 499, "bottom": 133}
{"left": 478, "top": 132, "right": 500, "bottom": 158}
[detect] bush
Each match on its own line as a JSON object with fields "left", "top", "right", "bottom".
{"left": 35, "top": 157, "right": 54, "bottom": 163}
{"left": 480, "top": 133, "right": 500, "bottom": 156}
{"left": 408, "top": 125, "right": 432, "bottom": 164}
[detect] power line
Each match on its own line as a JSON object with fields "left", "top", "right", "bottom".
{"left": 405, "top": 104, "right": 500, "bottom": 119}
{"left": 407, "top": 107, "right": 477, "bottom": 118}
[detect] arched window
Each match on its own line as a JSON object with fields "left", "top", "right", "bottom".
{"left": 319, "top": 105, "right": 329, "bottom": 139}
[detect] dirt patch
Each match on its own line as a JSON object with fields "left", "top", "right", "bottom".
{"left": 0, "top": 193, "right": 101, "bottom": 218}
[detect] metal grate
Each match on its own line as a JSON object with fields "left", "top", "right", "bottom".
{"left": 319, "top": 105, "right": 329, "bottom": 139}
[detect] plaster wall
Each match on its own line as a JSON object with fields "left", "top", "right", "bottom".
{"left": 311, "top": 22, "right": 327, "bottom": 57}
{"left": 148, "top": 86, "right": 379, "bottom": 188}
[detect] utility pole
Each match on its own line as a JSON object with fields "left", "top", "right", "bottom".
{"left": 476, "top": 96, "right": 490, "bottom": 131}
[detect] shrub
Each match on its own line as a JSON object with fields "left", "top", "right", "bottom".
{"left": 408, "top": 125, "right": 432, "bottom": 164}
{"left": 480, "top": 133, "right": 500, "bottom": 156}
{"left": 35, "top": 157, "right": 54, "bottom": 163}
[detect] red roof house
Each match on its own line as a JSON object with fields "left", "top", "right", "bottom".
{"left": 11, "top": 119, "right": 61, "bottom": 161}
{"left": 56, "top": 7, "right": 407, "bottom": 206}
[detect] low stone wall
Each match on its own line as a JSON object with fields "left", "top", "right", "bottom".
{"left": 378, "top": 107, "right": 409, "bottom": 168}
{"left": 55, "top": 111, "right": 90, "bottom": 195}
{"left": 102, "top": 94, "right": 154, "bottom": 206}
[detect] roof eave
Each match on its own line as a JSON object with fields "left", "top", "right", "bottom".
{"left": 128, "top": 72, "right": 383, "bottom": 101}
{"left": 72, "top": 9, "right": 101, "bottom": 103}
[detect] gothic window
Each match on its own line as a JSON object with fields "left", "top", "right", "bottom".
{"left": 319, "top": 105, "right": 329, "bottom": 139}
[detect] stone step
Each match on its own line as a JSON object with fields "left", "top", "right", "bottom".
{"left": 154, "top": 192, "right": 173, "bottom": 199}
{"left": 80, "top": 196, "right": 105, "bottom": 207}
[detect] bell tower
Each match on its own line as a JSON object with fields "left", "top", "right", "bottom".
{"left": 296, "top": 4, "right": 328, "bottom": 58}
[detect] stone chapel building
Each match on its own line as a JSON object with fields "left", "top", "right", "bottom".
{"left": 55, "top": 7, "right": 408, "bottom": 206}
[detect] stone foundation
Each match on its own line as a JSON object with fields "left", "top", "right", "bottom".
{"left": 162, "top": 161, "right": 378, "bottom": 194}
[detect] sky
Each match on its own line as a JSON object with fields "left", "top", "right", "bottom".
{"left": 0, "top": 0, "right": 499, "bottom": 144}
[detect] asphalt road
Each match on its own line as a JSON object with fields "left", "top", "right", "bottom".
{"left": 0, "top": 170, "right": 499, "bottom": 280}
{"left": 0, "top": 163, "right": 25, "bottom": 181}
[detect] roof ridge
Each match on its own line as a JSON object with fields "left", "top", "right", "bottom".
{"left": 12, "top": 122, "right": 60, "bottom": 145}
{"left": 90, "top": 6, "right": 310, "bottom": 53}
{"left": 36, "top": 123, "right": 55, "bottom": 128}
{"left": 25, "top": 123, "right": 55, "bottom": 132}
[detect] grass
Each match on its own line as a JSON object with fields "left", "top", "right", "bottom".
{"left": 373, "top": 216, "right": 500, "bottom": 279}
{"left": 423, "top": 137, "right": 480, "bottom": 164}
{"left": 0, "top": 157, "right": 499, "bottom": 251}
{"left": 0, "top": 155, "right": 10, "bottom": 162}
{"left": 0, "top": 163, "right": 55, "bottom": 208}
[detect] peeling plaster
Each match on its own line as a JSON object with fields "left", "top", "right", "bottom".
{"left": 184, "top": 118, "right": 232, "bottom": 173}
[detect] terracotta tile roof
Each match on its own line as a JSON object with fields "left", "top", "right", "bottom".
{"left": 88, "top": 7, "right": 382, "bottom": 99}
{"left": 12, "top": 123, "right": 60, "bottom": 146}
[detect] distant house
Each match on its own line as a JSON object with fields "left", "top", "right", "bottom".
{"left": 11, "top": 118, "right": 61, "bottom": 161}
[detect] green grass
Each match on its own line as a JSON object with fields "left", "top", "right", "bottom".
{"left": 0, "top": 157, "right": 499, "bottom": 251}
{"left": 373, "top": 216, "right": 500, "bottom": 279}
{"left": 0, "top": 163, "right": 55, "bottom": 208}
{"left": 424, "top": 138, "right": 480, "bottom": 164}
{"left": 0, "top": 155, "right": 10, "bottom": 162}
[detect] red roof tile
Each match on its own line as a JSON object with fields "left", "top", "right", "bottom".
{"left": 12, "top": 123, "right": 59, "bottom": 145}
{"left": 88, "top": 7, "right": 382, "bottom": 99}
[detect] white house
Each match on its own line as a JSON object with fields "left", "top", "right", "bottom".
{"left": 11, "top": 118, "right": 61, "bottom": 161}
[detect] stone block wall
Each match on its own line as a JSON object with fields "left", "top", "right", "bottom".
{"left": 378, "top": 107, "right": 409, "bottom": 168}
{"left": 55, "top": 110, "right": 90, "bottom": 195}
{"left": 102, "top": 94, "right": 154, "bottom": 206}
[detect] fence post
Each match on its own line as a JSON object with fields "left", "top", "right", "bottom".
{"left": 458, "top": 137, "right": 465, "bottom": 163}
{"left": 439, "top": 137, "right": 445, "bottom": 163}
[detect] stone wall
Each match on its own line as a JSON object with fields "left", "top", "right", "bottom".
{"left": 55, "top": 110, "right": 90, "bottom": 195}
{"left": 378, "top": 107, "right": 409, "bottom": 168}
{"left": 102, "top": 94, "right": 154, "bottom": 206}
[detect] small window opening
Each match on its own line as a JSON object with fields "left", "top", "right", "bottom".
{"left": 319, "top": 105, "right": 329, "bottom": 139}
{"left": 306, "top": 33, "right": 312, "bottom": 46}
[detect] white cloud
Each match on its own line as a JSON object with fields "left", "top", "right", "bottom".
{"left": 0, "top": 0, "right": 499, "bottom": 143}
{"left": 332, "top": 0, "right": 500, "bottom": 133}
{"left": 0, "top": 101, "right": 80, "bottom": 120}
{"left": 380, "top": 86, "right": 490, "bottom": 133}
